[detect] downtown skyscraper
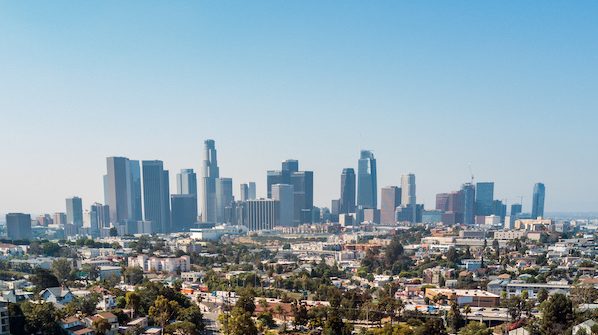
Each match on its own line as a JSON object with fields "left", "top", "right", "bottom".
{"left": 267, "top": 159, "right": 313, "bottom": 225}
{"left": 200, "top": 139, "right": 220, "bottom": 223}
{"left": 340, "top": 168, "right": 356, "bottom": 214}
{"left": 532, "top": 182, "right": 546, "bottom": 218}
{"left": 104, "top": 157, "right": 142, "bottom": 224}
{"left": 357, "top": 150, "right": 377, "bottom": 209}
{"left": 142, "top": 160, "right": 171, "bottom": 233}
{"left": 475, "top": 182, "right": 494, "bottom": 216}
{"left": 381, "top": 186, "right": 401, "bottom": 224}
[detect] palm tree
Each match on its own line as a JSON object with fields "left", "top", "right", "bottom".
{"left": 463, "top": 304, "right": 471, "bottom": 321}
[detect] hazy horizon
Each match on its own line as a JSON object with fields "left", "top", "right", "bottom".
{"left": 2, "top": 1, "right": 598, "bottom": 214}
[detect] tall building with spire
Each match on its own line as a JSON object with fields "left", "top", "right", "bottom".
{"left": 357, "top": 150, "right": 377, "bottom": 209}
{"left": 200, "top": 139, "right": 219, "bottom": 223}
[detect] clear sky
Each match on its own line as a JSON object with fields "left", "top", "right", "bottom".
{"left": 1, "top": 1, "right": 597, "bottom": 215}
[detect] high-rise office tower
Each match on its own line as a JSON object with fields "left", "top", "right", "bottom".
{"left": 493, "top": 200, "right": 507, "bottom": 222}
{"left": 401, "top": 174, "right": 416, "bottom": 207}
{"left": 248, "top": 182, "right": 256, "bottom": 200}
{"left": 129, "top": 160, "right": 143, "bottom": 222}
{"left": 89, "top": 203, "right": 110, "bottom": 238}
{"left": 215, "top": 177, "right": 234, "bottom": 223}
{"left": 357, "top": 150, "right": 377, "bottom": 209}
{"left": 340, "top": 168, "right": 356, "bottom": 214}
{"left": 462, "top": 183, "right": 476, "bottom": 225}
{"left": 245, "top": 199, "right": 280, "bottom": 231}
{"left": 240, "top": 183, "right": 249, "bottom": 201}
{"left": 200, "top": 140, "right": 219, "bottom": 223}
{"left": 142, "top": 160, "right": 171, "bottom": 233}
{"left": 272, "top": 184, "right": 294, "bottom": 227}
{"left": 53, "top": 212, "right": 67, "bottom": 226}
{"left": 267, "top": 160, "right": 313, "bottom": 225}
{"left": 5, "top": 213, "right": 32, "bottom": 240}
{"left": 510, "top": 203, "right": 522, "bottom": 217}
{"left": 381, "top": 186, "right": 401, "bottom": 225}
{"left": 331, "top": 199, "right": 341, "bottom": 215}
{"left": 291, "top": 171, "right": 313, "bottom": 224}
{"left": 171, "top": 194, "right": 198, "bottom": 232}
{"left": 177, "top": 169, "right": 197, "bottom": 195}
{"left": 435, "top": 193, "right": 451, "bottom": 211}
{"left": 104, "top": 157, "right": 140, "bottom": 224}
{"left": 65, "top": 196, "right": 83, "bottom": 228}
{"left": 531, "top": 183, "right": 546, "bottom": 218}
{"left": 475, "top": 182, "right": 494, "bottom": 216}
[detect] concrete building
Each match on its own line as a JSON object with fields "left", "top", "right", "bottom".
{"left": 340, "top": 168, "right": 356, "bottom": 214}
{"left": 142, "top": 160, "right": 171, "bottom": 233}
{"left": 176, "top": 168, "right": 197, "bottom": 195}
{"left": 271, "top": 184, "right": 294, "bottom": 227}
{"left": 65, "top": 197, "right": 83, "bottom": 231}
{"left": 381, "top": 186, "right": 401, "bottom": 225}
{"left": 104, "top": 157, "right": 141, "bottom": 224}
{"left": 5, "top": 213, "right": 31, "bottom": 240}
{"left": 245, "top": 199, "right": 279, "bottom": 231}
{"left": 171, "top": 194, "right": 198, "bottom": 232}
{"left": 532, "top": 183, "right": 546, "bottom": 219}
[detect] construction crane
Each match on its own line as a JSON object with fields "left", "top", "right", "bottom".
{"left": 468, "top": 163, "right": 474, "bottom": 184}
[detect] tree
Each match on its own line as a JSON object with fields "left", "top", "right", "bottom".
{"left": 459, "top": 322, "right": 492, "bottom": 335}
{"left": 292, "top": 300, "right": 308, "bottom": 328}
{"left": 30, "top": 268, "right": 59, "bottom": 291}
{"left": 384, "top": 236, "right": 404, "bottom": 266}
{"left": 220, "top": 307, "right": 258, "bottom": 335}
{"left": 126, "top": 291, "right": 141, "bottom": 317}
{"left": 123, "top": 267, "right": 144, "bottom": 285}
{"left": 149, "top": 295, "right": 180, "bottom": 329}
{"left": 463, "top": 305, "right": 471, "bottom": 320}
{"left": 177, "top": 305, "right": 204, "bottom": 331}
{"left": 447, "top": 300, "right": 465, "bottom": 331}
{"left": 323, "top": 307, "right": 352, "bottom": 335}
{"left": 415, "top": 319, "right": 447, "bottom": 335}
{"left": 537, "top": 288, "right": 549, "bottom": 303}
{"left": 540, "top": 293, "right": 574, "bottom": 335}
{"left": 109, "top": 227, "right": 118, "bottom": 236}
{"left": 51, "top": 258, "right": 72, "bottom": 283}
{"left": 64, "top": 294, "right": 100, "bottom": 316}
{"left": 506, "top": 296, "right": 524, "bottom": 321}
{"left": 235, "top": 289, "right": 256, "bottom": 314}
{"left": 570, "top": 284, "right": 598, "bottom": 307}
{"left": 164, "top": 321, "right": 198, "bottom": 335}
{"left": 21, "top": 301, "right": 62, "bottom": 335}
{"left": 492, "top": 239, "right": 500, "bottom": 258}
{"left": 92, "top": 318, "right": 112, "bottom": 335}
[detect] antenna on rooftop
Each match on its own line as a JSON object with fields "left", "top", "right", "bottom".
{"left": 468, "top": 163, "right": 474, "bottom": 184}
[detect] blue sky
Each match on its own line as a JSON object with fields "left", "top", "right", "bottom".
{"left": 1, "top": 1, "right": 597, "bottom": 214}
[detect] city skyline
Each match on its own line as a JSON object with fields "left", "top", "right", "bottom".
{"left": 2, "top": 2, "right": 598, "bottom": 214}
{"left": 0, "top": 141, "right": 563, "bottom": 218}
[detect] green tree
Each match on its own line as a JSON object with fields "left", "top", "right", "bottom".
{"left": 177, "top": 305, "right": 204, "bottom": 331}
{"left": 21, "top": 301, "right": 62, "bottom": 335}
{"left": 51, "top": 258, "right": 73, "bottom": 283}
{"left": 537, "top": 288, "right": 549, "bottom": 303}
{"left": 220, "top": 307, "right": 258, "bottom": 335}
{"left": 92, "top": 318, "right": 112, "bottom": 335}
{"left": 540, "top": 293, "right": 574, "bottom": 335}
{"left": 64, "top": 294, "right": 100, "bottom": 316}
{"left": 459, "top": 321, "right": 492, "bottom": 335}
{"left": 447, "top": 300, "right": 465, "bottom": 331}
{"left": 123, "top": 267, "right": 144, "bottom": 285}
{"left": 164, "top": 321, "right": 198, "bottom": 335}
{"left": 235, "top": 289, "right": 256, "bottom": 314}
{"left": 292, "top": 300, "right": 309, "bottom": 328}
{"left": 384, "top": 236, "right": 404, "bottom": 266}
{"left": 415, "top": 319, "right": 447, "bottom": 335}
{"left": 149, "top": 295, "right": 180, "bottom": 329}
{"left": 323, "top": 307, "right": 353, "bottom": 335}
{"left": 30, "top": 268, "right": 60, "bottom": 291}
{"left": 126, "top": 291, "right": 142, "bottom": 317}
